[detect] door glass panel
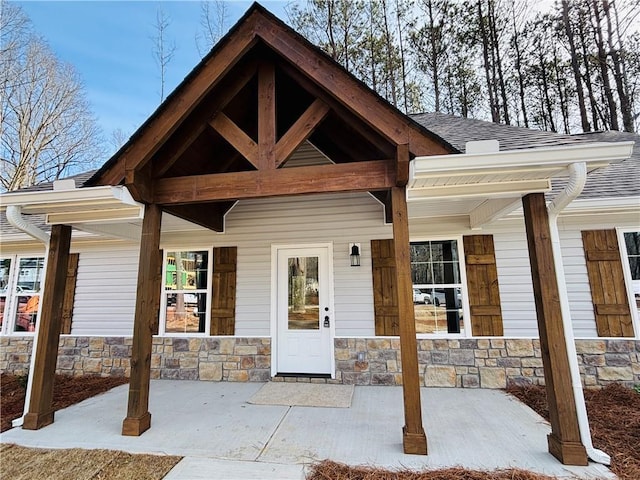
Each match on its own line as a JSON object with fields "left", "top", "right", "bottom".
{"left": 288, "top": 256, "right": 319, "bottom": 330}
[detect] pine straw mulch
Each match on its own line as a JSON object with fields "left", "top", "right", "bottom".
{"left": 506, "top": 383, "right": 640, "bottom": 480}
{"left": 0, "top": 443, "right": 181, "bottom": 480}
{"left": 1, "top": 373, "right": 129, "bottom": 432}
{"left": 306, "top": 461, "right": 561, "bottom": 480}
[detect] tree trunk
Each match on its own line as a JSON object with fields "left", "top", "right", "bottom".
{"left": 511, "top": 4, "right": 528, "bottom": 127}
{"left": 578, "top": 8, "right": 600, "bottom": 130}
{"left": 488, "top": 0, "right": 510, "bottom": 124}
{"left": 591, "top": 0, "right": 619, "bottom": 130}
{"left": 604, "top": 0, "right": 634, "bottom": 132}
{"left": 562, "top": 0, "right": 590, "bottom": 132}
{"left": 478, "top": 0, "right": 499, "bottom": 122}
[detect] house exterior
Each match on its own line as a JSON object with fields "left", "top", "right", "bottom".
{"left": 0, "top": 4, "right": 638, "bottom": 465}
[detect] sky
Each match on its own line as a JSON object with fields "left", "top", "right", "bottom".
{"left": 16, "top": 1, "right": 291, "bottom": 153}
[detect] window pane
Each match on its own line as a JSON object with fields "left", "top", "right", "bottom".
{"left": 625, "top": 232, "right": 640, "bottom": 257}
{"left": 288, "top": 256, "right": 319, "bottom": 330}
{"left": 0, "top": 258, "right": 11, "bottom": 330}
{"left": 411, "top": 241, "right": 463, "bottom": 334}
{"left": 0, "top": 258, "right": 11, "bottom": 293}
{"left": 14, "top": 295, "right": 39, "bottom": 332}
{"left": 165, "top": 292, "right": 207, "bottom": 333}
{"left": 17, "top": 257, "right": 44, "bottom": 292}
{"left": 624, "top": 232, "right": 640, "bottom": 280}
{"left": 165, "top": 251, "right": 208, "bottom": 290}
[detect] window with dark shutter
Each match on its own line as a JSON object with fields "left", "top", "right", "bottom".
{"left": 210, "top": 246, "right": 237, "bottom": 335}
{"left": 463, "top": 235, "right": 503, "bottom": 336}
{"left": 371, "top": 239, "right": 399, "bottom": 336}
{"left": 582, "top": 229, "right": 634, "bottom": 337}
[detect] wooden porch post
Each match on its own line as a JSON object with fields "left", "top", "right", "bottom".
{"left": 522, "top": 193, "right": 588, "bottom": 465}
{"left": 23, "top": 224, "right": 72, "bottom": 430}
{"left": 391, "top": 186, "right": 428, "bottom": 455}
{"left": 122, "top": 203, "right": 162, "bottom": 436}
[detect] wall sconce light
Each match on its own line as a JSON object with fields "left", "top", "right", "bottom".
{"left": 349, "top": 243, "right": 361, "bottom": 267}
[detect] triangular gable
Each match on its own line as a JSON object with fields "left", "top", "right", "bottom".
{"left": 87, "top": 3, "right": 453, "bottom": 190}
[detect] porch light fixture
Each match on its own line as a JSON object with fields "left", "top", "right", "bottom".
{"left": 349, "top": 243, "right": 361, "bottom": 267}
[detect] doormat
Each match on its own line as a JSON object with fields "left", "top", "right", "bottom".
{"left": 248, "top": 382, "right": 354, "bottom": 408}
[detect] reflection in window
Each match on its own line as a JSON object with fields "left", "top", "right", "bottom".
{"left": 287, "top": 256, "right": 319, "bottom": 330}
{"left": 0, "top": 258, "right": 11, "bottom": 330}
{"left": 163, "top": 251, "right": 209, "bottom": 333}
{"left": 624, "top": 232, "right": 640, "bottom": 309}
{"left": 411, "top": 241, "right": 464, "bottom": 334}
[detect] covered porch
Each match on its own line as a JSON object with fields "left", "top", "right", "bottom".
{"left": 0, "top": 380, "right": 615, "bottom": 479}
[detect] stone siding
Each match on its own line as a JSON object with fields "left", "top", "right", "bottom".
{"left": 1, "top": 336, "right": 638, "bottom": 389}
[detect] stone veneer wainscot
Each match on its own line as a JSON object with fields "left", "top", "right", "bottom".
{"left": 1, "top": 336, "right": 638, "bottom": 389}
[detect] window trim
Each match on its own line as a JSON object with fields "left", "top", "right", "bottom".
{"left": 410, "top": 235, "right": 470, "bottom": 338}
{"left": 159, "top": 247, "right": 213, "bottom": 336}
{"left": 617, "top": 228, "right": 640, "bottom": 338}
{"left": 0, "top": 254, "right": 46, "bottom": 336}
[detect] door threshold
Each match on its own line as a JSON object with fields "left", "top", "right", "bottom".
{"left": 275, "top": 373, "right": 332, "bottom": 379}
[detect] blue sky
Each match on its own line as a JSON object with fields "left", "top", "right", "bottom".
{"left": 17, "top": 1, "right": 290, "bottom": 152}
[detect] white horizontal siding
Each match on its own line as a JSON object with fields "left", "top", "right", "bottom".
{"left": 162, "top": 192, "right": 391, "bottom": 337}
{"left": 71, "top": 246, "right": 139, "bottom": 336}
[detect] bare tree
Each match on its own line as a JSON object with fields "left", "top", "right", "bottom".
{"left": 0, "top": 3, "right": 103, "bottom": 192}
{"left": 151, "top": 7, "right": 176, "bottom": 103}
{"left": 195, "top": 0, "right": 230, "bottom": 56}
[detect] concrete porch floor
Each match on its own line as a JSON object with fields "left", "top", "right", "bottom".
{"left": 0, "top": 381, "right": 614, "bottom": 479}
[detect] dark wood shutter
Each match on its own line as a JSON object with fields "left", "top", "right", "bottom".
{"left": 210, "top": 246, "right": 237, "bottom": 335}
{"left": 371, "top": 239, "right": 400, "bottom": 335}
{"left": 581, "top": 229, "right": 634, "bottom": 337}
{"left": 463, "top": 235, "right": 503, "bottom": 336}
{"left": 60, "top": 253, "right": 79, "bottom": 335}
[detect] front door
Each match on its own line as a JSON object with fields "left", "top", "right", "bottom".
{"left": 276, "top": 246, "right": 333, "bottom": 375}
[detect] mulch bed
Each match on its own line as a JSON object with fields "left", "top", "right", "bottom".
{"left": 0, "top": 443, "right": 181, "bottom": 480}
{"left": 506, "top": 383, "right": 640, "bottom": 480}
{"left": 307, "top": 461, "right": 559, "bottom": 480}
{"left": 1, "top": 373, "right": 128, "bottom": 432}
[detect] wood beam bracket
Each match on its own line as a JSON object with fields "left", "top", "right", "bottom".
{"left": 125, "top": 165, "right": 155, "bottom": 204}
{"left": 210, "top": 113, "right": 258, "bottom": 168}
{"left": 396, "top": 143, "right": 410, "bottom": 187}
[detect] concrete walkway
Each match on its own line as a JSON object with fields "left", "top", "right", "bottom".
{"left": 0, "top": 380, "right": 614, "bottom": 479}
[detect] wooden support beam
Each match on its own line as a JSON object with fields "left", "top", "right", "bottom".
{"left": 275, "top": 99, "right": 330, "bottom": 167}
{"left": 154, "top": 160, "right": 395, "bottom": 204}
{"left": 23, "top": 224, "right": 72, "bottom": 430}
{"left": 122, "top": 203, "right": 162, "bottom": 436}
{"left": 277, "top": 61, "right": 395, "bottom": 157}
{"left": 258, "top": 62, "right": 276, "bottom": 170}
{"left": 210, "top": 113, "right": 259, "bottom": 168}
{"left": 391, "top": 186, "right": 427, "bottom": 455}
{"left": 254, "top": 16, "right": 450, "bottom": 156}
{"left": 522, "top": 193, "right": 588, "bottom": 465}
{"left": 163, "top": 202, "right": 234, "bottom": 232}
{"left": 153, "top": 61, "right": 259, "bottom": 177}
{"left": 396, "top": 143, "right": 410, "bottom": 187}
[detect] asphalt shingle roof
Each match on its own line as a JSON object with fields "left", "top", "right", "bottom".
{"left": 412, "top": 113, "right": 640, "bottom": 199}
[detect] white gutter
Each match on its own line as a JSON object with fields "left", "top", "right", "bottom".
{"left": 5, "top": 205, "right": 50, "bottom": 428}
{"left": 547, "top": 162, "right": 610, "bottom": 465}
{"left": 5, "top": 205, "right": 50, "bottom": 244}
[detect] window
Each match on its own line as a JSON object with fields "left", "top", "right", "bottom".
{"left": 410, "top": 240, "right": 464, "bottom": 334}
{"left": 623, "top": 231, "right": 640, "bottom": 310}
{"left": 161, "top": 250, "right": 211, "bottom": 334}
{"left": 0, "top": 256, "right": 45, "bottom": 334}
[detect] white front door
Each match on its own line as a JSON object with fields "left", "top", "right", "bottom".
{"left": 276, "top": 246, "right": 333, "bottom": 375}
